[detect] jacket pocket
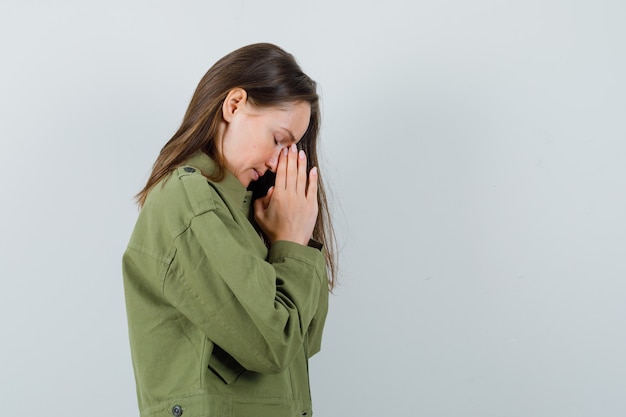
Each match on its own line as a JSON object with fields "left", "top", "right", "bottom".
{"left": 207, "top": 344, "right": 246, "bottom": 384}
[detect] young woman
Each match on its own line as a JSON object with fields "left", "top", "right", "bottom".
{"left": 123, "top": 43, "right": 336, "bottom": 417}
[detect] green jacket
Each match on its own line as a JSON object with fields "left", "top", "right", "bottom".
{"left": 123, "top": 152, "right": 329, "bottom": 417}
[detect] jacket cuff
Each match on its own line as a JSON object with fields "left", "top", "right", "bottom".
{"left": 269, "top": 240, "right": 325, "bottom": 265}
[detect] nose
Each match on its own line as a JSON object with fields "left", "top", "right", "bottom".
{"left": 265, "top": 148, "right": 282, "bottom": 173}
{"left": 266, "top": 155, "right": 278, "bottom": 173}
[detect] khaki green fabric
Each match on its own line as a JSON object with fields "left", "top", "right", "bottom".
{"left": 123, "top": 152, "right": 329, "bottom": 417}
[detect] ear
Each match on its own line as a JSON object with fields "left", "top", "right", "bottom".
{"left": 222, "top": 88, "right": 248, "bottom": 123}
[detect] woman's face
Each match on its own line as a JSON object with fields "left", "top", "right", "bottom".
{"left": 219, "top": 89, "right": 311, "bottom": 187}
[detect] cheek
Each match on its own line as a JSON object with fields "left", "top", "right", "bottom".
{"left": 258, "top": 144, "right": 276, "bottom": 162}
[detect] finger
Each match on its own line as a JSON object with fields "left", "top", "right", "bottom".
{"left": 275, "top": 147, "right": 288, "bottom": 190}
{"left": 297, "top": 150, "right": 307, "bottom": 194}
{"left": 307, "top": 167, "right": 319, "bottom": 200}
{"left": 286, "top": 143, "right": 298, "bottom": 189}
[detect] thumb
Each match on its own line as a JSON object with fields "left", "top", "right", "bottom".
{"left": 264, "top": 186, "right": 274, "bottom": 209}
{"left": 254, "top": 187, "right": 273, "bottom": 217}
{"left": 253, "top": 196, "right": 266, "bottom": 220}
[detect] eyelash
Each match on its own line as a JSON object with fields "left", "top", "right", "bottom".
{"left": 274, "top": 137, "right": 279, "bottom": 145}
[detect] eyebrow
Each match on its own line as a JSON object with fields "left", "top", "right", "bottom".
{"left": 280, "top": 127, "right": 297, "bottom": 143}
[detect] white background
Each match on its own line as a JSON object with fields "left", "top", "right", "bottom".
{"left": 1, "top": 1, "right": 625, "bottom": 416}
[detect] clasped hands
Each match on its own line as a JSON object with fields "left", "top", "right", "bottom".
{"left": 254, "top": 144, "right": 318, "bottom": 246}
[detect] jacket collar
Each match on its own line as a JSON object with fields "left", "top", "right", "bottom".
{"left": 184, "top": 151, "right": 252, "bottom": 213}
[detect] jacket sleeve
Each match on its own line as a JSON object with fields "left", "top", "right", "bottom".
{"left": 163, "top": 206, "right": 326, "bottom": 374}
{"left": 305, "top": 263, "right": 329, "bottom": 358}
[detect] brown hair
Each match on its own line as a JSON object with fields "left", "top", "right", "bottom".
{"left": 136, "top": 43, "right": 337, "bottom": 289}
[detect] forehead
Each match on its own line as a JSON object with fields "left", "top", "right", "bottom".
{"left": 257, "top": 101, "right": 311, "bottom": 139}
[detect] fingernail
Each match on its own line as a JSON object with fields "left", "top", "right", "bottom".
{"left": 283, "top": 148, "right": 288, "bottom": 156}
{"left": 298, "top": 150, "right": 305, "bottom": 159}
{"left": 290, "top": 144, "right": 297, "bottom": 153}
{"left": 311, "top": 167, "right": 318, "bottom": 176}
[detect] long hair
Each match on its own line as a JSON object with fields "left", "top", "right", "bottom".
{"left": 136, "top": 43, "right": 337, "bottom": 289}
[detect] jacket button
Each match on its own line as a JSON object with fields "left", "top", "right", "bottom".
{"left": 183, "top": 167, "right": 195, "bottom": 173}
{"left": 172, "top": 405, "right": 183, "bottom": 416}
